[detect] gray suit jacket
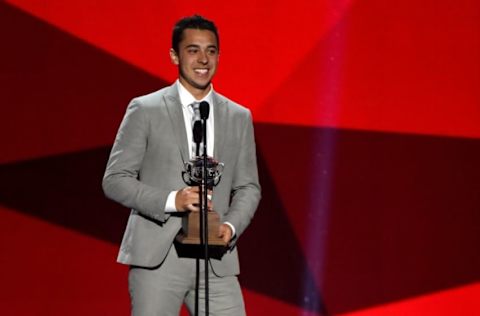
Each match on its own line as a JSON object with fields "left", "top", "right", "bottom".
{"left": 102, "top": 84, "right": 261, "bottom": 276}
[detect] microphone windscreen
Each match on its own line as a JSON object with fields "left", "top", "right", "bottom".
{"left": 193, "top": 120, "right": 202, "bottom": 143}
{"left": 199, "top": 101, "right": 210, "bottom": 120}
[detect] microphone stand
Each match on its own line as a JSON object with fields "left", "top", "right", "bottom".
{"left": 192, "top": 119, "right": 202, "bottom": 316}
{"left": 201, "top": 114, "right": 210, "bottom": 316}
{"left": 193, "top": 101, "right": 210, "bottom": 316}
{"left": 193, "top": 123, "right": 209, "bottom": 316}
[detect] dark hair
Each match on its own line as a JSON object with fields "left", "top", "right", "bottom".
{"left": 172, "top": 15, "right": 219, "bottom": 54}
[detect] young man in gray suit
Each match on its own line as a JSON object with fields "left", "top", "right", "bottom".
{"left": 103, "top": 15, "right": 261, "bottom": 315}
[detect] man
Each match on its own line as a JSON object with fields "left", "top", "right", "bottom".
{"left": 103, "top": 15, "right": 261, "bottom": 315}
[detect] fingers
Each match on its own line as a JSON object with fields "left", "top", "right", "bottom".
{"left": 175, "top": 186, "right": 198, "bottom": 212}
{"left": 175, "top": 187, "right": 214, "bottom": 212}
{"left": 218, "top": 224, "right": 232, "bottom": 244}
{"left": 185, "top": 203, "right": 200, "bottom": 212}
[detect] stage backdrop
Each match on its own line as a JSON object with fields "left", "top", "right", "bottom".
{"left": 1, "top": 1, "right": 479, "bottom": 315}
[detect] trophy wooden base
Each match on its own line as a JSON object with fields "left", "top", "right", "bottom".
{"left": 176, "top": 210, "right": 227, "bottom": 246}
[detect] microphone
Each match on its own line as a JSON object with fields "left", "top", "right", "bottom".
{"left": 199, "top": 101, "right": 210, "bottom": 120}
{"left": 193, "top": 120, "right": 203, "bottom": 144}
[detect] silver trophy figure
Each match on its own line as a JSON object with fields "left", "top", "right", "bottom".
{"left": 182, "top": 156, "right": 224, "bottom": 188}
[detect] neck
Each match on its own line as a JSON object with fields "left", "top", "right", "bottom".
{"left": 191, "top": 88, "right": 209, "bottom": 100}
{"left": 178, "top": 79, "right": 211, "bottom": 100}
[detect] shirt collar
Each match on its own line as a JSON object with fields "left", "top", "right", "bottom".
{"left": 176, "top": 80, "right": 214, "bottom": 110}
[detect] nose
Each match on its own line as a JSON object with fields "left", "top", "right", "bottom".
{"left": 198, "top": 51, "right": 208, "bottom": 64}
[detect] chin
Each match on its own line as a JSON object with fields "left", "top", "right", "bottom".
{"left": 192, "top": 82, "right": 211, "bottom": 90}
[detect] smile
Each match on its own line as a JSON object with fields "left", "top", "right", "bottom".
{"left": 194, "top": 69, "right": 209, "bottom": 75}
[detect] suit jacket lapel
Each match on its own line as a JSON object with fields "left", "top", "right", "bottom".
{"left": 213, "top": 92, "right": 227, "bottom": 163}
{"left": 164, "top": 85, "right": 189, "bottom": 164}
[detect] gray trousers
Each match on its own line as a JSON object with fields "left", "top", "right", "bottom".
{"left": 128, "top": 245, "right": 246, "bottom": 316}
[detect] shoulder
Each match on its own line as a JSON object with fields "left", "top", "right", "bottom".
{"left": 214, "top": 91, "right": 251, "bottom": 118}
{"left": 130, "top": 84, "right": 177, "bottom": 109}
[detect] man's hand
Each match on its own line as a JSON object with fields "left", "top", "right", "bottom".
{"left": 218, "top": 224, "right": 233, "bottom": 244}
{"left": 175, "top": 186, "right": 212, "bottom": 212}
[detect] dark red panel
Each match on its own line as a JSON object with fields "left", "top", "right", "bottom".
{"left": 0, "top": 3, "right": 166, "bottom": 163}
{"left": 254, "top": 124, "right": 480, "bottom": 313}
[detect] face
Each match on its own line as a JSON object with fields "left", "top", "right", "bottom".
{"left": 170, "top": 29, "right": 219, "bottom": 99}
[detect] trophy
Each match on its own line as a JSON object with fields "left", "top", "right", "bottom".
{"left": 176, "top": 156, "right": 227, "bottom": 246}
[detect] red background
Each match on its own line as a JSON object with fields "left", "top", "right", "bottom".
{"left": 1, "top": 1, "right": 479, "bottom": 315}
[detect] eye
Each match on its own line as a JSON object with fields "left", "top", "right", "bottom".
{"left": 188, "top": 48, "right": 199, "bottom": 54}
{"left": 207, "top": 48, "right": 218, "bottom": 55}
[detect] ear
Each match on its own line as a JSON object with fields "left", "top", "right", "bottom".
{"left": 170, "top": 48, "right": 179, "bottom": 65}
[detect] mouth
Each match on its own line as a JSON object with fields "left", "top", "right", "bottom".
{"left": 194, "top": 68, "right": 209, "bottom": 75}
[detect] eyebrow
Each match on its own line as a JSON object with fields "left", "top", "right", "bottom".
{"left": 184, "top": 44, "right": 218, "bottom": 50}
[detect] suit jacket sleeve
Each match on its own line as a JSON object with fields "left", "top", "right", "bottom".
{"left": 223, "top": 110, "right": 261, "bottom": 241}
{"left": 102, "top": 99, "right": 170, "bottom": 222}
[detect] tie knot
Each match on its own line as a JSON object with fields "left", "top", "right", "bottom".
{"left": 190, "top": 102, "right": 200, "bottom": 110}
{"left": 190, "top": 102, "right": 201, "bottom": 121}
